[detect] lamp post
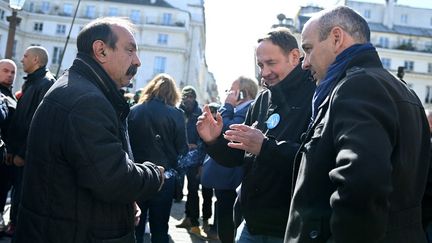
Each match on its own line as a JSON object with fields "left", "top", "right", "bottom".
{"left": 5, "top": 0, "right": 26, "bottom": 59}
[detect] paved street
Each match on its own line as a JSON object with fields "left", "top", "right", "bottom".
{"left": 0, "top": 190, "right": 220, "bottom": 243}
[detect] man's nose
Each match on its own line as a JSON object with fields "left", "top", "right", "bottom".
{"left": 134, "top": 53, "right": 141, "bottom": 67}
{"left": 301, "top": 58, "right": 310, "bottom": 70}
{"left": 260, "top": 66, "right": 270, "bottom": 77}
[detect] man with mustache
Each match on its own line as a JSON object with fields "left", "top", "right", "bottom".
{"left": 14, "top": 17, "right": 165, "bottom": 243}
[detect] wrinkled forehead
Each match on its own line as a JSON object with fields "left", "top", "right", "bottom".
{"left": 112, "top": 25, "right": 137, "bottom": 46}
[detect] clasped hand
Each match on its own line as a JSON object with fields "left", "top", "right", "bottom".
{"left": 223, "top": 123, "right": 265, "bottom": 155}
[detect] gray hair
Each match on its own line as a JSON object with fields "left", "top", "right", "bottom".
{"left": 317, "top": 6, "right": 370, "bottom": 43}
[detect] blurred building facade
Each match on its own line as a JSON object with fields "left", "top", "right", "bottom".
{"left": 273, "top": 0, "right": 432, "bottom": 106}
{"left": 0, "top": 0, "right": 218, "bottom": 104}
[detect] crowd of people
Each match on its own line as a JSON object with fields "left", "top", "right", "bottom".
{"left": 0, "top": 5, "right": 431, "bottom": 243}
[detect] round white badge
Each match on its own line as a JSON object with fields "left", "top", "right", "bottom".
{"left": 266, "top": 113, "right": 280, "bottom": 129}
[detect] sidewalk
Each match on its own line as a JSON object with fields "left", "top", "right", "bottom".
{"left": 0, "top": 192, "right": 220, "bottom": 243}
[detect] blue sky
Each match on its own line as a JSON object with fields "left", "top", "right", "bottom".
{"left": 204, "top": 0, "right": 431, "bottom": 98}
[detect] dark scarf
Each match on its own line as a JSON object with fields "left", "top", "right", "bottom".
{"left": 311, "top": 43, "right": 375, "bottom": 120}
{"left": 70, "top": 52, "right": 129, "bottom": 121}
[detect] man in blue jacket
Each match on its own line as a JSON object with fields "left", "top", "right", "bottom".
{"left": 201, "top": 75, "right": 259, "bottom": 242}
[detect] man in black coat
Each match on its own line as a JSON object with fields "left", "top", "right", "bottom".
{"left": 14, "top": 17, "right": 164, "bottom": 243}
{"left": 285, "top": 6, "right": 430, "bottom": 243}
{"left": 6, "top": 46, "right": 56, "bottom": 236}
{"left": 0, "top": 59, "right": 15, "bottom": 233}
{"left": 197, "top": 27, "right": 315, "bottom": 242}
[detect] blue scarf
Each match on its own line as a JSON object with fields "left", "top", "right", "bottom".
{"left": 311, "top": 43, "right": 376, "bottom": 121}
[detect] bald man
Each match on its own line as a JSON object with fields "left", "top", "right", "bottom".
{"left": 0, "top": 59, "right": 16, "bottom": 233}
{"left": 6, "top": 46, "right": 56, "bottom": 236}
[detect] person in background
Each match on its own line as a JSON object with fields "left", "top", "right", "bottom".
{"left": 197, "top": 27, "right": 315, "bottom": 243}
{"left": 201, "top": 76, "right": 259, "bottom": 243}
{"left": 176, "top": 85, "right": 214, "bottom": 239}
{"left": 14, "top": 17, "right": 164, "bottom": 243}
{"left": 6, "top": 46, "right": 56, "bottom": 237}
{"left": 128, "top": 73, "right": 188, "bottom": 243}
{"left": 0, "top": 59, "right": 15, "bottom": 234}
{"left": 285, "top": 6, "right": 430, "bottom": 242}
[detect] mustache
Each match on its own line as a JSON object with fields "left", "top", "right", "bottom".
{"left": 126, "top": 64, "right": 138, "bottom": 76}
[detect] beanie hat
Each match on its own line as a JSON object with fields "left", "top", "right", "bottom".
{"left": 181, "top": 85, "right": 197, "bottom": 99}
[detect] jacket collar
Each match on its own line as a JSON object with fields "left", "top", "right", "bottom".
{"left": 70, "top": 52, "right": 130, "bottom": 120}
{"left": 268, "top": 61, "right": 312, "bottom": 106}
{"left": 25, "top": 67, "right": 48, "bottom": 82}
{"left": 308, "top": 49, "right": 382, "bottom": 130}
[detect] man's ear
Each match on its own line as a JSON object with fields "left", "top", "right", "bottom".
{"left": 92, "top": 40, "right": 107, "bottom": 63}
{"left": 289, "top": 48, "right": 301, "bottom": 66}
{"left": 331, "top": 26, "right": 344, "bottom": 52}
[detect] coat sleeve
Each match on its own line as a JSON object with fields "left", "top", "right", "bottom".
{"left": 174, "top": 110, "right": 189, "bottom": 157}
{"left": 65, "top": 94, "right": 163, "bottom": 203}
{"left": 206, "top": 104, "right": 252, "bottom": 167}
{"left": 327, "top": 76, "right": 396, "bottom": 242}
{"left": 220, "top": 103, "right": 247, "bottom": 132}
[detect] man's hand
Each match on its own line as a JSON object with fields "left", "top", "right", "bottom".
{"left": 223, "top": 123, "right": 265, "bottom": 155}
{"left": 5, "top": 153, "right": 13, "bottom": 166}
{"left": 13, "top": 155, "right": 25, "bottom": 167}
{"left": 196, "top": 105, "right": 223, "bottom": 144}
{"left": 157, "top": 166, "right": 165, "bottom": 191}
{"left": 133, "top": 202, "right": 141, "bottom": 226}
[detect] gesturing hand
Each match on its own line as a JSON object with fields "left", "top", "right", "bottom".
{"left": 196, "top": 104, "right": 223, "bottom": 144}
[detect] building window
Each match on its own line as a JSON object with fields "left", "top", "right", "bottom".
{"left": 381, "top": 58, "right": 391, "bottom": 69}
{"left": 56, "top": 24, "right": 66, "bottom": 35}
{"left": 162, "top": 13, "right": 172, "bottom": 25}
{"left": 157, "top": 34, "right": 168, "bottom": 45}
{"left": 33, "top": 22, "right": 43, "bottom": 32}
{"left": 0, "top": 10, "right": 4, "bottom": 20}
{"left": 153, "top": 56, "right": 166, "bottom": 74}
{"left": 41, "top": 1, "right": 50, "bottom": 13}
{"left": 404, "top": 60, "right": 414, "bottom": 72}
{"left": 28, "top": 2, "right": 34, "bottom": 12}
{"left": 426, "top": 86, "right": 432, "bottom": 104}
{"left": 401, "top": 14, "right": 408, "bottom": 24}
{"left": 108, "top": 7, "right": 118, "bottom": 16}
{"left": 63, "top": 3, "right": 73, "bottom": 16}
{"left": 378, "top": 37, "right": 389, "bottom": 48}
{"left": 85, "top": 5, "right": 96, "bottom": 18}
{"left": 364, "top": 9, "right": 371, "bottom": 19}
{"left": 428, "top": 63, "right": 432, "bottom": 73}
{"left": 52, "top": 47, "right": 63, "bottom": 65}
{"left": 130, "top": 10, "right": 140, "bottom": 23}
